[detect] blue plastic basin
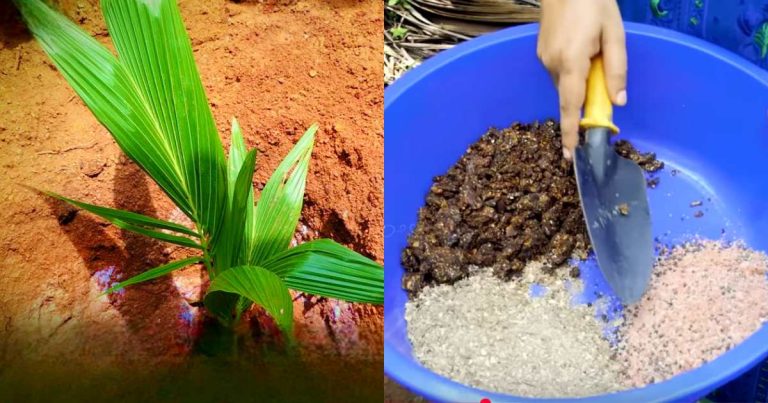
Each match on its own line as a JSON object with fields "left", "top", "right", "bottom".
{"left": 385, "top": 23, "right": 768, "bottom": 402}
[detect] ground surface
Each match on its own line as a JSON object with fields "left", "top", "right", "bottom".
{"left": 0, "top": 0, "right": 383, "bottom": 400}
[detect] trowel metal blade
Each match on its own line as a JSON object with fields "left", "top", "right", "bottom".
{"left": 573, "top": 128, "right": 654, "bottom": 304}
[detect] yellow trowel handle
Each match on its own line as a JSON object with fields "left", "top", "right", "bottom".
{"left": 580, "top": 56, "right": 620, "bottom": 133}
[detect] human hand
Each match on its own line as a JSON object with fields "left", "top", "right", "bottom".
{"left": 537, "top": 0, "right": 627, "bottom": 159}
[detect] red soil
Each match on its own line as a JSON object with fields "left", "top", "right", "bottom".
{"left": 0, "top": 0, "right": 382, "bottom": 398}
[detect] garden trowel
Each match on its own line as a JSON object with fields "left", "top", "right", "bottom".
{"left": 573, "top": 56, "right": 654, "bottom": 304}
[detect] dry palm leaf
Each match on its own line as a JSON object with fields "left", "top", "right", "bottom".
{"left": 384, "top": 0, "right": 540, "bottom": 84}
{"left": 412, "top": 0, "right": 540, "bottom": 24}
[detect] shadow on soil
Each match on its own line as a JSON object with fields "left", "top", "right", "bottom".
{"left": 41, "top": 156, "right": 188, "bottom": 358}
{"left": 0, "top": 2, "right": 31, "bottom": 50}
{"left": 30, "top": 157, "right": 384, "bottom": 402}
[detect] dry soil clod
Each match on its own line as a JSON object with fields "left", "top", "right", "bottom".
{"left": 614, "top": 140, "right": 664, "bottom": 173}
{"left": 617, "top": 203, "right": 630, "bottom": 216}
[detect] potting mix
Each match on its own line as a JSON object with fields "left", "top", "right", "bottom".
{"left": 403, "top": 122, "right": 768, "bottom": 397}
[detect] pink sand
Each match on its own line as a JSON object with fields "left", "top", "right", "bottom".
{"left": 619, "top": 241, "right": 768, "bottom": 387}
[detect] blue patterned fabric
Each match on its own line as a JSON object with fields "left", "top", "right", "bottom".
{"left": 618, "top": 0, "right": 768, "bottom": 69}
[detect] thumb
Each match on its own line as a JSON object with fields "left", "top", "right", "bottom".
{"left": 602, "top": 17, "right": 627, "bottom": 106}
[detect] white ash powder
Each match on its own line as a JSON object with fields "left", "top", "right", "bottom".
{"left": 406, "top": 241, "right": 768, "bottom": 397}
{"left": 405, "top": 265, "right": 622, "bottom": 398}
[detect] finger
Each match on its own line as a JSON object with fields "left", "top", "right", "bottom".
{"left": 602, "top": 13, "right": 627, "bottom": 106}
{"left": 558, "top": 65, "right": 589, "bottom": 159}
{"left": 538, "top": 50, "right": 561, "bottom": 84}
{"left": 536, "top": 36, "right": 562, "bottom": 85}
{"left": 548, "top": 69, "right": 559, "bottom": 88}
{"left": 539, "top": 57, "right": 560, "bottom": 95}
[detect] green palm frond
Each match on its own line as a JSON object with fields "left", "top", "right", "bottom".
{"left": 15, "top": 0, "right": 228, "bottom": 237}
{"left": 43, "top": 191, "right": 202, "bottom": 249}
{"left": 104, "top": 257, "right": 203, "bottom": 295}
{"left": 206, "top": 266, "right": 294, "bottom": 335}
{"left": 101, "top": 0, "right": 228, "bottom": 239}
{"left": 214, "top": 149, "right": 257, "bottom": 274}
{"left": 15, "top": 0, "right": 196, "bottom": 218}
{"left": 247, "top": 125, "right": 317, "bottom": 265}
{"left": 16, "top": 0, "right": 383, "bottom": 338}
{"left": 263, "top": 239, "right": 384, "bottom": 304}
{"left": 45, "top": 191, "right": 199, "bottom": 238}
{"left": 222, "top": 118, "right": 258, "bottom": 268}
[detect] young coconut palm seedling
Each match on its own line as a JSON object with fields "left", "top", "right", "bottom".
{"left": 14, "top": 0, "right": 383, "bottom": 337}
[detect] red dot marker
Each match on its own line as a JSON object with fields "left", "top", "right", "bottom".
{"left": 480, "top": 399, "right": 491, "bottom": 403}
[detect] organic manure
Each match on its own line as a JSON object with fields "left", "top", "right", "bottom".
{"left": 401, "top": 121, "right": 662, "bottom": 296}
